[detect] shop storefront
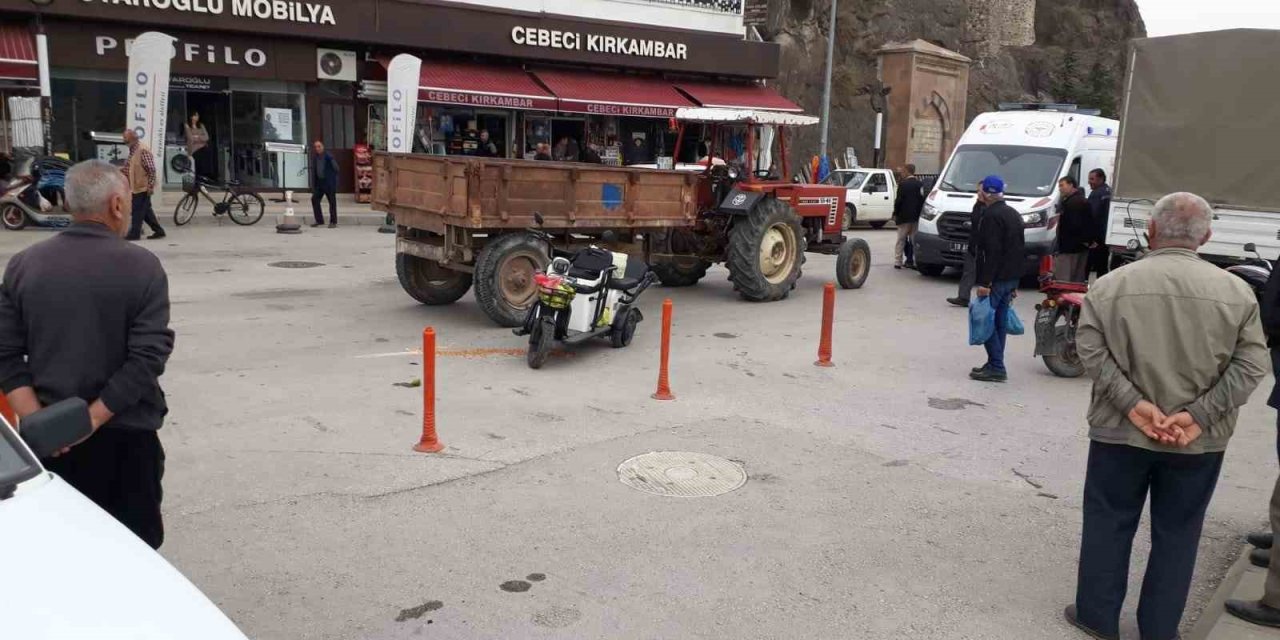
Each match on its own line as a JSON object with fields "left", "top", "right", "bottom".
{"left": 0, "top": 0, "right": 787, "bottom": 192}
{"left": 44, "top": 21, "right": 313, "bottom": 191}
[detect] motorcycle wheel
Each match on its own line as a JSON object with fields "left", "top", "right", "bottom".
{"left": 1043, "top": 325, "right": 1085, "bottom": 378}
{"left": 1, "top": 204, "right": 28, "bottom": 231}
{"left": 527, "top": 317, "right": 555, "bottom": 370}
{"left": 611, "top": 308, "right": 641, "bottom": 348}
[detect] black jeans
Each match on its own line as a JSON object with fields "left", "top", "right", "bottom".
{"left": 128, "top": 192, "right": 164, "bottom": 238}
{"left": 1075, "top": 441, "right": 1224, "bottom": 640}
{"left": 43, "top": 427, "right": 166, "bottom": 549}
{"left": 312, "top": 188, "right": 337, "bottom": 225}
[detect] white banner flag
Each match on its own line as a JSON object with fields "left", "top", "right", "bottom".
{"left": 126, "top": 32, "right": 176, "bottom": 153}
{"left": 386, "top": 53, "right": 422, "bottom": 154}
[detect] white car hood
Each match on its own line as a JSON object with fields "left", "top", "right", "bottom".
{"left": 0, "top": 474, "right": 247, "bottom": 640}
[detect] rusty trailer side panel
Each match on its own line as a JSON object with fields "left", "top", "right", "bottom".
{"left": 373, "top": 153, "right": 697, "bottom": 232}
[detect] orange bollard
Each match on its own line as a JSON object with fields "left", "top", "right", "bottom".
{"left": 413, "top": 327, "right": 445, "bottom": 453}
{"left": 652, "top": 298, "right": 676, "bottom": 401}
{"left": 815, "top": 282, "right": 836, "bottom": 367}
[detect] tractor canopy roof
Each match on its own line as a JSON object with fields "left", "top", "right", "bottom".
{"left": 674, "top": 108, "right": 819, "bottom": 127}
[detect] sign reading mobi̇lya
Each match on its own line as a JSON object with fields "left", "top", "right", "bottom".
{"left": 78, "top": 0, "right": 338, "bottom": 26}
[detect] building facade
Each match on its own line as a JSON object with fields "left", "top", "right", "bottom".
{"left": 0, "top": 0, "right": 788, "bottom": 192}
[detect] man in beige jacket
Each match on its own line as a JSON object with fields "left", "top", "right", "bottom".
{"left": 1064, "top": 192, "right": 1268, "bottom": 640}
{"left": 122, "top": 129, "right": 165, "bottom": 241}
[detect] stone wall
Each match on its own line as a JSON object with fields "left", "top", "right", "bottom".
{"left": 758, "top": 0, "right": 1145, "bottom": 173}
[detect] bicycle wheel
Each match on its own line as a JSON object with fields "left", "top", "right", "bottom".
{"left": 174, "top": 193, "right": 198, "bottom": 226}
{"left": 228, "top": 192, "right": 265, "bottom": 226}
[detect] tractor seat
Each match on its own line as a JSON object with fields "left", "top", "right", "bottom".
{"left": 607, "top": 277, "right": 640, "bottom": 291}
{"left": 1060, "top": 292, "right": 1086, "bottom": 307}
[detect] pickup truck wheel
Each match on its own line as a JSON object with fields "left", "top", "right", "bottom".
{"left": 396, "top": 253, "right": 473, "bottom": 305}
{"left": 836, "top": 238, "right": 871, "bottom": 289}
{"left": 869, "top": 220, "right": 888, "bottom": 229}
{"left": 475, "top": 232, "right": 550, "bottom": 327}
{"left": 842, "top": 204, "right": 856, "bottom": 231}
{"left": 651, "top": 259, "right": 710, "bottom": 287}
{"left": 727, "top": 197, "right": 803, "bottom": 302}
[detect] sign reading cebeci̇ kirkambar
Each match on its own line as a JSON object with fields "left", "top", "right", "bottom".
{"left": 78, "top": 0, "right": 337, "bottom": 26}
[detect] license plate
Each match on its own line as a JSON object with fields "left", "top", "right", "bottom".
{"left": 950, "top": 242, "right": 968, "bottom": 252}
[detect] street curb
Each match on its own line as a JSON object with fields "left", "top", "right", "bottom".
{"left": 1189, "top": 544, "right": 1255, "bottom": 640}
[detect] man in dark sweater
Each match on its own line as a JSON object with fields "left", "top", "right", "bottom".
{"left": 970, "top": 175, "right": 1025, "bottom": 383}
{"left": 1087, "top": 169, "right": 1113, "bottom": 278}
{"left": 893, "top": 164, "right": 926, "bottom": 269}
{"left": 0, "top": 159, "right": 174, "bottom": 548}
{"left": 311, "top": 140, "right": 340, "bottom": 228}
{"left": 1055, "top": 176, "right": 1093, "bottom": 283}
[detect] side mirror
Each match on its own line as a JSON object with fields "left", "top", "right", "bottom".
{"left": 533, "top": 212, "right": 545, "bottom": 227}
{"left": 18, "top": 398, "right": 92, "bottom": 459}
{"left": 1244, "top": 243, "right": 1258, "bottom": 253}
{"left": 601, "top": 230, "right": 618, "bottom": 244}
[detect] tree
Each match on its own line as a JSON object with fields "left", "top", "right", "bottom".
{"left": 1052, "top": 48, "right": 1081, "bottom": 105}
{"left": 1084, "top": 59, "right": 1118, "bottom": 117}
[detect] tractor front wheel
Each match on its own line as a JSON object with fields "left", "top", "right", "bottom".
{"left": 727, "top": 197, "right": 804, "bottom": 302}
{"left": 474, "top": 232, "right": 550, "bottom": 327}
{"left": 836, "top": 238, "right": 871, "bottom": 289}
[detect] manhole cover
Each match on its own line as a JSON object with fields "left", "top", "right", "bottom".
{"left": 617, "top": 451, "right": 746, "bottom": 498}
{"left": 268, "top": 261, "right": 325, "bottom": 269}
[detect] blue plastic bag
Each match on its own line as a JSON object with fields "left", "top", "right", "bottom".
{"left": 1006, "top": 306, "right": 1025, "bottom": 336}
{"left": 968, "top": 296, "right": 995, "bottom": 345}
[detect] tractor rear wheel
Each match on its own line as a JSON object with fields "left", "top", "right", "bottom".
{"left": 651, "top": 258, "right": 711, "bottom": 287}
{"left": 836, "top": 238, "right": 871, "bottom": 289}
{"left": 474, "top": 232, "right": 550, "bottom": 327}
{"left": 396, "top": 253, "right": 473, "bottom": 305}
{"left": 727, "top": 197, "right": 804, "bottom": 302}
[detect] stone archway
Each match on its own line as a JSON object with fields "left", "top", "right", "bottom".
{"left": 908, "top": 92, "right": 950, "bottom": 174}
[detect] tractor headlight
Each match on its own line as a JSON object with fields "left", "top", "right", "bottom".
{"left": 727, "top": 166, "right": 741, "bottom": 180}
{"left": 921, "top": 203, "right": 939, "bottom": 221}
{"left": 1021, "top": 208, "right": 1049, "bottom": 228}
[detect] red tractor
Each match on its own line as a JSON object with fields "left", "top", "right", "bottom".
{"left": 647, "top": 108, "right": 871, "bottom": 298}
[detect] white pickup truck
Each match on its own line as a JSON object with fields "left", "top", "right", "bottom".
{"left": 822, "top": 168, "right": 897, "bottom": 229}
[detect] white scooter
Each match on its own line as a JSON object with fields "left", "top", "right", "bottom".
{"left": 514, "top": 216, "right": 655, "bottom": 369}
{"left": 0, "top": 157, "right": 72, "bottom": 231}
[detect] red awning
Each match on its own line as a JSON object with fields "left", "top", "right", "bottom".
{"left": 675, "top": 81, "right": 803, "bottom": 113}
{"left": 532, "top": 68, "right": 695, "bottom": 118}
{"left": 411, "top": 59, "right": 556, "bottom": 111}
{"left": 0, "top": 24, "right": 37, "bottom": 82}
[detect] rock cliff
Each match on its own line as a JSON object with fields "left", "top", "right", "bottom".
{"left": 755, "top": 0, "right": 1146, "bottom": 171}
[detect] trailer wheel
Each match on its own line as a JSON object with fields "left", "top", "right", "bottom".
{"left": 651, "top": 259, "right": 711, "bottom": 287}
{"left": 396, "top": 253, "right": 473, "bottom": 305}
{"left": 475, "top": 232, "right": 550, "bottom": 327}
{"left": 836, "top": 238, "right": 871, "bottom": 289}
{"left": 727, "top": 197, "right": 804, "bottom": 302}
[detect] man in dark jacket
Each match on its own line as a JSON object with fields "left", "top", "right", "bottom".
{"left": 311, "top": 140, "right": 339, "bottom": 228}
{"left": 970, "top": 175, "right": 1025, "bottom": 382}
{"left": 1087, "top": 169, "right": 1114, "bottom": 277}
{"left": 894, "top": 164, "right": 926, "bottom": 269}
{"left": 1055, "top": 176, "right": 1093, "bottom": 282}
{"left": 0, "top": 159, "right": 175, "bottom": 548}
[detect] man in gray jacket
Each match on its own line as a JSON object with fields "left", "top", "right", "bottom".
{"left": 1065, "top": 192, "right": 1268, "bottom": 640}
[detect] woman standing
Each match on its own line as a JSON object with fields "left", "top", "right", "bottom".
{"left": 184, "top": 112, "right": 214, "bottom": 181}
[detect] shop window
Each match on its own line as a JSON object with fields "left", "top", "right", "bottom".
{"left": 321, "top": 103, "right": 356, "bottom": 150}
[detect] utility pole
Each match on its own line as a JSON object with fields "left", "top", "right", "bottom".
{"left": 817, "top": 0, "right": 836, "bottom": 159}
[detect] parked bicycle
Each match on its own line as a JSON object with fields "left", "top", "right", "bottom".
{"left": 173, "top": 174, "right": 266, "bottom": 226}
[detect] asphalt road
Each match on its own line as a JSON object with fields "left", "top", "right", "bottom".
{"left": 2, "top": 221, "right": 1274, "bottom": 639}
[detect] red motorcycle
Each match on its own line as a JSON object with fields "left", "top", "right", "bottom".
{"left": 1033, "top": 255, "right": 1088, "bottom": 378}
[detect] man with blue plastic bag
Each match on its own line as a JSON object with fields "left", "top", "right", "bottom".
{"left": 969, "top": 176, "right": 1025, "bottom": 382}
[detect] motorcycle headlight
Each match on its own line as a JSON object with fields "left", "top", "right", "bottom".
{"left": 1021, "top": 208, "right": 1049, "bottom": 229}
{"left": 921, "top": 203, "right": 939, "bottom": 221}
